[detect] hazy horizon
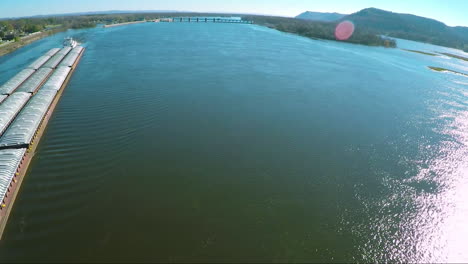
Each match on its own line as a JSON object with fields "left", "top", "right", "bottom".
{"left": 1, "top": 0, "right": 467, "bottom": 27}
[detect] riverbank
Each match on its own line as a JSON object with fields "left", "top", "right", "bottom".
{"left": 440, "top": 52, "right": 468, "bottom": 62}
{"left": 103, "top": 20, "right": 147, "bottom": 28}
{"left": 402, "top": 49, "right": 438, "bottom": 56}
{"left": 0, "top": 28, "right": 65, "bottom": 57}
{"left": 429, "top": 66, "right": 468, "bottom": 77}
{"left": 0, "top": 48, "right": 84, "bottom": 239}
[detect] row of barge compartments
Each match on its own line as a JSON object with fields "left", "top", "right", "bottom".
{"left": 0, "top": 148, "right": 27, "bottom": 210}
{"left": 0, "top": 45, "right": 84, "bottom": 211}
{"left": 0, "top": 92, "right": 31, "bottom": 136}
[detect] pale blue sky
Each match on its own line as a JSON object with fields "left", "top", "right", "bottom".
{"left": 1, "top": 0, "right": 467, "bottom": 27}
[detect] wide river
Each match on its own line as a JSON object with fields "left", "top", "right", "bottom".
{"left": 0, "top": 22, "right": 467, "bottom": 262}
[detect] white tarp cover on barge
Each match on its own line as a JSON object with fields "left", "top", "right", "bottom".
{"left": 42, "top": 47, "right": 71, "bottom": 69}
{"left": 0, "top": 89, "right": 57, "bottom": 148}
{"left": 72, "top": 46, "right": 84, "bottom": 54}
{"left": 0, "top": 69, "right": 35, "bottom": 95}
{"left": 0, "top": 148, "right": 26, "bottom": 205}
{"left": 44, "top": 48, "right": 60, "bottom": 57}
{"left": 58, "top": 47, "right": 72, "bottom": 55}
{"left": 59, "top": 53, "right": 79, "bottom": 68}
{"left": 0, "top": 95, "right": 7, "bottom": 104}
{"left": 15, "top": 68, "right": 53, "bottom": 94}
{"left": 26, "top": 55, "right": 51, "bottom": 70}
{"left": 0, "top": 93, "right": 32, "bottom": 136}
{"left": 59, "top": 47, "right": 82, "bottom": 68}
{"left": 42, "top": 66, "right": 71, "bottom": 91}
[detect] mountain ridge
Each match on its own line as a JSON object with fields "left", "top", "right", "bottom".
{"left": 296, "top": 11, "right": 346, "bottom": 22}
{"left": 342, "top": 8, "right": 468, "bottom": 51}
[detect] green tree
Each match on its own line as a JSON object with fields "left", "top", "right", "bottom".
{"left": 24, "top": 24, "right": 42, "bottom": 33}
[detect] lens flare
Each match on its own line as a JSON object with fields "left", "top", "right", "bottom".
{"left": 335, "top": 21, "right": 355, "bottom": 41}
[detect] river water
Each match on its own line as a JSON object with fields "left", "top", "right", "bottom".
{"left": 0, "top": 22, "right": 467, "bottom": 262}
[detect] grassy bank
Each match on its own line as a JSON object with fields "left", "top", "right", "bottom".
{"left": 429, "top": 66, "right": 468, "bottom": 77}
{"left": 440, "top": 52, "right": 468, "bottom": 62}
{"left": 402, "top": 49, "right": 438, "bottom": 56}
{"left": 0, "top": 27, "right": 65, "bottom": 57}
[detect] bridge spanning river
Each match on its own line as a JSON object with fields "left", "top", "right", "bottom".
{"left": 170, "top": 17, "right": 253, "bottom": 24}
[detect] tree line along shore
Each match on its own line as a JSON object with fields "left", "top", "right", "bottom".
{"left": 0, "top": 12, "right": 395, "bottom": 56}
{"left": 2, "top": 11, "right": 468, "bottom": 57}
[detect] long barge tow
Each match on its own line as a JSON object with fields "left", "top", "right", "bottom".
{"left": 0, "top": 40, "right": 84, "bottom": 239}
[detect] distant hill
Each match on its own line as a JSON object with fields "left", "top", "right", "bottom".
{"left": 296, "top": 11, "right": 346, "bottom": 22}
{"left": 453, "top": 27, "right": 468, "bottom": 42}
{"left": 342, "top": 8, "right": 468, "bottom": 51}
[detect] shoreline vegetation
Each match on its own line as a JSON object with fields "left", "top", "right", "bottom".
{"left": 2, "top": 11, "right": 468, "bottom": 57}
{"left": 243, "top": 15, "right": 396, "bottom": 48}
{"left": 0, "top": 12, "right": 398, "bottom": 57}
{"left": 401, "top": 48, "right": 468, "bottom": 64}
{"left": 440, "top": 52, "right": 468, "bottom": 62}
{"left": 428, "top": 66, "right": 468, "bottom": 77}
{"left": 402, "top": 50, "right": 468, "bottom": 76}
{"left": 0, "top": 16, "right": 95, "bottom": 57}
{"left": 0, "top": 27, "right": 64, "bottom": 56}
{"left": 402, "top": 49, "right": 438, "bottom": 56}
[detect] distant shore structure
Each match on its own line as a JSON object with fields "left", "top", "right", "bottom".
{"left": 103, "top": 16, "right": 253, "bottom": 28}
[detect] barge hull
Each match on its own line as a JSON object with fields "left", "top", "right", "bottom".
{"left": 0, "top": 48, "right": 85, "bottom": 239}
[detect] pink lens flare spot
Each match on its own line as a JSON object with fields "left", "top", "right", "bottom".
{"left": 335, "top": 21, "right": 355, "bottom": 41}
